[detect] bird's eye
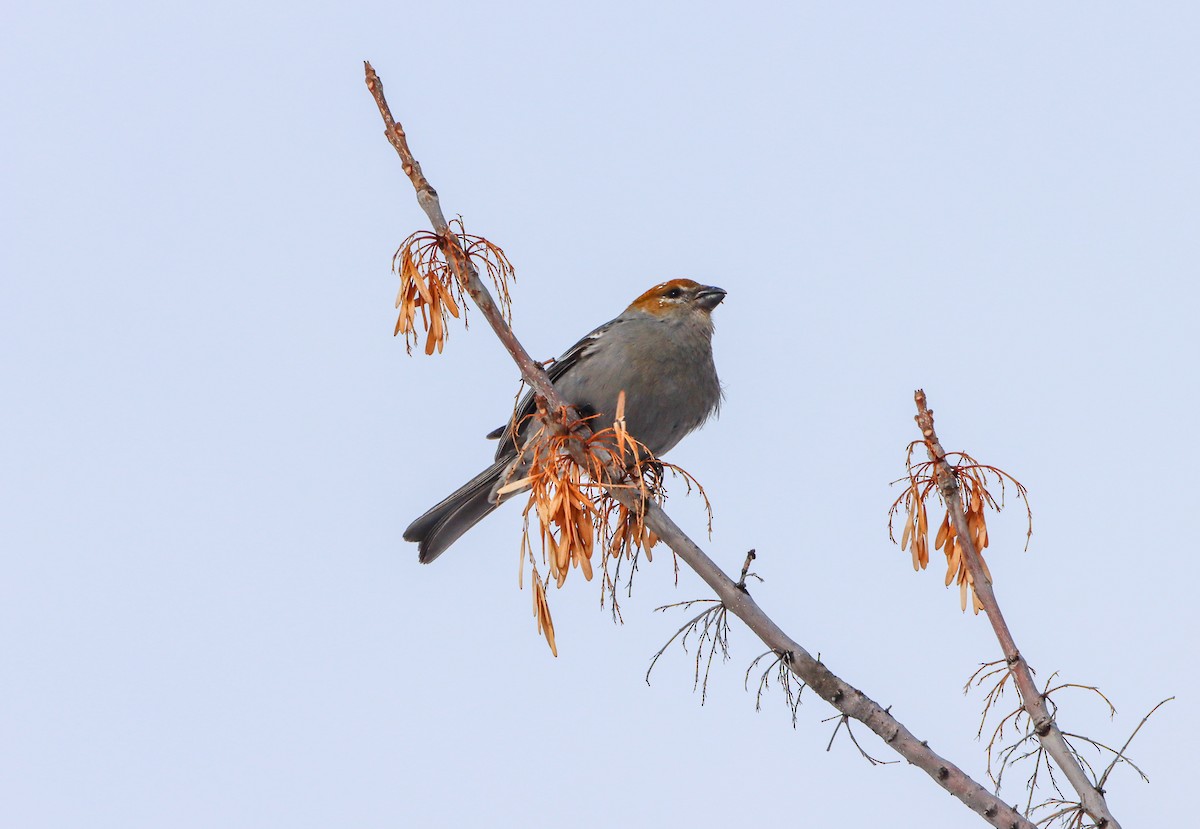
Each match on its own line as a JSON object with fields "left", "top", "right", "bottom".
{"left": 665, "top": 287, "right": 683, "bottom": 299}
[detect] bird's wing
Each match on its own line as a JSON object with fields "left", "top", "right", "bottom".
{"left": 486, "top": 320, "right": 617, "bottom": 460}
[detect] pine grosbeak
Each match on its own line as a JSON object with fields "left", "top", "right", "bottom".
{"left": 405, "top": 278, "right": 726, "bottom": 562}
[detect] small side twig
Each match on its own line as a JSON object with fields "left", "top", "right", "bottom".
{"left": 735, "top": 549, "right": 761, "bottom": 590}
{"left": 1096, "top": 697, "right": 1174, "bottom": 789}
{"left": 823, "top": 713, "right": 898, "bottom": 766}
{"left": 745, "top": 649, "right": 806, "bottom": 727}
{"left": 646, "top": 599, "right": 731, "bottom": 704}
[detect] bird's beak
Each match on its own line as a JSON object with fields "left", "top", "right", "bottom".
{"left": 696, "top": 285, "right": 727, "bottom": 310}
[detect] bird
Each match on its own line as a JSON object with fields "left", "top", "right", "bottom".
{"left": 404, "top": 278, "right": 726, "bottom": 563}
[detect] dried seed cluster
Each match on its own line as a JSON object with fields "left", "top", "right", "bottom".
{"left": 516, "top": 393, "right": 709, "bottom": 654}
{"left": 891, "top": 447, "right": 1030, "bottom": 613}
{"left": 392, "top": 219, "right": 513, "bottom": 354}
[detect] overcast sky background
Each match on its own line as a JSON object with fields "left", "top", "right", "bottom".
{"left": 3, "top": 2, "right": 1196, "bottom": 827}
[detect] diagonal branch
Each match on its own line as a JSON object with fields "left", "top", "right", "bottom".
{"left": 366, "top": 62, "right": 1035, "bottom": 829}
{"left": 636, "top": 503, "right": 1035, "bottom": 829}
{"left": 365, "top": 63, "right": 558, "bottom": 409}
{"left": 912, "top": 390, "right": 1122, "bottom": 829}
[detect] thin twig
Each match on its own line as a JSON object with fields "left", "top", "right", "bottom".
{"left": 646, "top": 599, "right": 730, "bottom": 703}
{"left": 736, "top": 549, "right": 759, "bottom": 589}
{"left": 1097, "top": 697, "right": 1173, "bottom": 789}
{"left": 823, "top": 713, "right": 898, "bottom": 766}
{"left": 746, "top": 650, "right": 806, "bottom": 726}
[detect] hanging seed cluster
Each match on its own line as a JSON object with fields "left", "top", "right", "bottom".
{"left": 891, "top": 447, "right": 1030, "bottom": 614}
{"left": 513, "top": 394, "right": 710, "bottom": 653}
{"left": 392, "top": 219, "right": 513, "bottom": 355}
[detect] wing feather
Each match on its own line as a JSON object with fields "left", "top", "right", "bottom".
{"left": 486, "top": 320, "right": 618, "bottom": 460}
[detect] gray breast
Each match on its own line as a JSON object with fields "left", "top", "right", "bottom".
{"left": 553, "top": 316, "right": 719, "bottom": 457}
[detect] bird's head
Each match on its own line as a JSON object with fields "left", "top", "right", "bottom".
{"left": 624, "top": 278, "right": 727, "bottom": 320}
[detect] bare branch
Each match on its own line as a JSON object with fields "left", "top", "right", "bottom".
{"left": 364, "top": 62, "right": 560, "bottom": 409}
{"left": 912, "top": 390, "right": 1123, "bottom": 829}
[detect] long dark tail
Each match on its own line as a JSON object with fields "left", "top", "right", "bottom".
{"left": 404, "top": 458, "right": 511, "bottom": 563}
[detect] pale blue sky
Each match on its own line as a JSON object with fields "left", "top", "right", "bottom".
{"left": 2, "top": 2, "right": 1196, "bottom": 827}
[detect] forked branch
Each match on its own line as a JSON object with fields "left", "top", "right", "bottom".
{"left": 367, "top": 62, "right": 1035, "bottom": 829}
